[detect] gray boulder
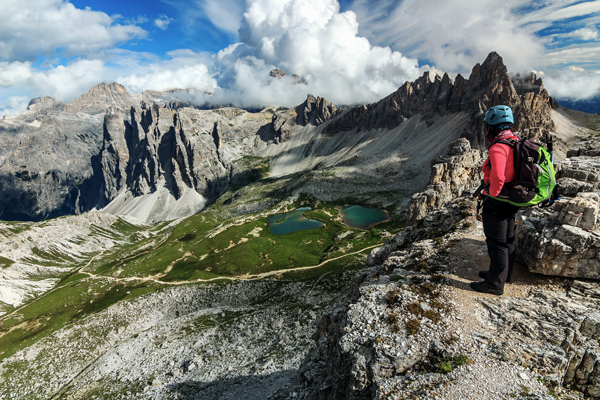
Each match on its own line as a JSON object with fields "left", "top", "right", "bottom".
{"left": 406, "top": 138, "right": 482, "bottom": 225}
{"left": 517, "top": 193, "right": 600, "bottom": 279}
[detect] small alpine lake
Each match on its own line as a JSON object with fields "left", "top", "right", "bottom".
{"left": 340, "top": 205, "right": 391, "bottom": 229}
{"left": 268, "top": 207, "right": 324, "bottom": 235}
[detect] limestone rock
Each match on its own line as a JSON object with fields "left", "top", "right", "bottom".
{"left": 556, "top": 156, "right": 600, "bottom": 196}
{"left": 407, "top": 138, "right": 482, "bottom": 225}
{"left": 269, "top": 68, "right": 287, "bottom": 79}
{"left": 325, "top": 52, "right": 557, "bottom": 150}
{"left": 295, "top": 94, "right": 341, "bottom": 126}
{"left": 516, "top": 194, "right": 600, "bottom": 279}
{"left": 557, "top": 193, "right": 599, "bottom": 230}
{"left": 63, "top": 82, "right": 140, "bottom": 114}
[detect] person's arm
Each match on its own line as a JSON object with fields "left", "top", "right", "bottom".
{"left": 487, "top": 144, "right": 510, "bottom": 197}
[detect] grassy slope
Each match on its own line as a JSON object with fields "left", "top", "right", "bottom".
{"left": 0, "top": 177, "right": 404, "bottom": 363}
{"left": 559, "top": 106, "right": 600, "bottom": 132}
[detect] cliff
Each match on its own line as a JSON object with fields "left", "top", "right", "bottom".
{"left": 294, "top": 137, "right": 600, "bottom": 400}
{"left": 324, "top": 52, "right": 557, "bottom": 150}
{"left": 0, "top": 52, "right": 573, "bottom": 225}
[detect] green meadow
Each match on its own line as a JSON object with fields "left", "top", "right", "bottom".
{"left": 0, "top": 175, "right": 404, "bottom": 363}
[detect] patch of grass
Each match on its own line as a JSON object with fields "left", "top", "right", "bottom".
{"left": 423, "top": 309, "right": 442, "bottom": 323}
{"left": 0, "top": 280, "right": 158, "bottom": 362}
{"left": 405, "top": 318, "right": 420, "bottom": 335}
{"left": 414, "top": 282, "right": 440, "bottom": 298}
{"left": 435, "top": 355, "right": 471, "bottom": 374}
{"left": 439, "top": 360, "right": 453, "bottom": 374}
{"left": 390, "top": 274, "right": 402, "bottom": 282}
{"left": 431, "top": 299, "right": 451, "bottom": 313}
{"left": 454, "top": 355, "right": 469, "bottom": 366}
{"left": 1, "top": 318, "right": 19, "bottom": 329}
{"left": 0, "top": 256, "right": 14, "bottom": 269}
{"left": 178, "top": 233, "right": 196, "bottom": 242}
{"left": 386, "top": 289, "right": 401, "bottom": 305}
{"left": 56, "top": 273, "right": 89, "bottom": 287}
{"left": 519, "top": 384, "right": 530, "bottom": 396}
{"left": 407, "top": 302, "right": 422, "bottom": 316}
{"left": 386, "top": 312, "right": 399, "bottom": 325}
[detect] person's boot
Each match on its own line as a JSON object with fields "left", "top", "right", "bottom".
{"left": 469, "top": 281, "right": 504, "bottom": 296}
{"left": 478, "top": 270, "right": 511, "bottom": 283}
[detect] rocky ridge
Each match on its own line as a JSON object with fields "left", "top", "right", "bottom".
{"left": 1, "top": 52, "right": 562, "bottom": 223}
{"left": 285, "top": 136, "right": 600, "bottom": 399}
{"left": 324, "top": 52, "right": 557, "bottom": 150}
{"left": 0, "top": 272, "right": 357, "bottom": 399}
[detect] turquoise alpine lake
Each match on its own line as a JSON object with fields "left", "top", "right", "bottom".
{"left": 268, "top": 207, "right": 324, "bottom": 235}
{"left": 341, "top": 205, "right": 390, "bottom": 229}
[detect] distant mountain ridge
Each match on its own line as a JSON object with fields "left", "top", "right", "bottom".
{"left": 0, "top": 52, "right": 585, "bottom": 223}
{"left": 557, "top": 95, "right": 600, "bottom": 115}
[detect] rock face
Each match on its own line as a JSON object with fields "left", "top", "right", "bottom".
{"left": 516, "top": 137, "right": 600, "bottom": 279}
{"left": 517, "top": 193, "right": 600, "bottom": 280}
{"left": 0, "top": 52, "right": 578, "bottom": 222}
{"left": 325, "top": 52, "right": 557, "bottom": 150}
{"left": 296, "top": 134, "right": 600, "bottom": 400}
{"left": 406, "top": 138, "right": 482, "bottom": 225}
{"left": 63, "top": 82, "right": 141, "bottom": 114}
{"left": 295, "top": 94, "right": 342, "bottom": 126}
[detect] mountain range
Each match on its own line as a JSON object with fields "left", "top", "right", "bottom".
{"left": 1, "top": 51, "right": 600, "bottom": 400}
{"left": 0, "top": 52, "right": 567, "bottom": 224}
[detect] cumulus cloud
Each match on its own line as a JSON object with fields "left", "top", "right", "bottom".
{"left": 154, "top": 14, "right": 173, "bottom": 30}
{"left": 350, "top": 0, "right": 547, "bottom": 74}
{"left": 0, "top": 0, "right": 146, "bottom": 62}
{"left": 0, "top": 96, "right": 30, "bottom": 117}
{"left": 11, "top": 0, "right": 600, "bottom": 113}
{"left": 207, "top": 0, "right": 422, "bottom": 107}
{"left": 542, "top": 66, "right": 600, "bottom": 100}
{"left": 118, "top": 63, "right": 217, "bottom": 93}
{"left": 0, "top": 59, "right": 107, "bottom": 102}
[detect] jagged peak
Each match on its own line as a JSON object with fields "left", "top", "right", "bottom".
{"left": 269, "top": 68, "right": 287, "bottom": 79}
{"left": 468, "top": 51, "right": 511, "bottom": 92}
{"left": 296, "top": 94, "right": 341, "bottom": 126}
{"left": 87, "top": 82, "right": 129, "bottom": 94}
{"left": 25, "top": 95, "right": 56, "bottom": 112}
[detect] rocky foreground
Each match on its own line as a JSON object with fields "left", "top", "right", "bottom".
{"left": 283, "top": 138, "right": 600, "bottom": 400}
{"left": 4, "top": 136, "right": 600, "bottom": 400}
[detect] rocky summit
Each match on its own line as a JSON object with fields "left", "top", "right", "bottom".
{"left": 1, "top": 52, "right": 600, "bottom": 400}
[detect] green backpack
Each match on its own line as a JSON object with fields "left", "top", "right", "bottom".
{"left": 491, "top": 138, "right": 557, "bottom": 207}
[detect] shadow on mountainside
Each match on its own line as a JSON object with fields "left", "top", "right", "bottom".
{"left": 165, "top": 369, "right": 299, "bottom": 400}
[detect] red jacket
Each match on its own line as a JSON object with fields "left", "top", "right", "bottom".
{"left": 482, "top": 130, "right": 518, "bottom": 197}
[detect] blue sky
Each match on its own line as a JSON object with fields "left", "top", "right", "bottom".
{"left": 1, "top": 0, "right": 600, "bottom": 116}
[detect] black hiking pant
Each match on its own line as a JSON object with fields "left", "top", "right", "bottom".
{"left": 482, "top": 198, "right": 519, "bottom": 289}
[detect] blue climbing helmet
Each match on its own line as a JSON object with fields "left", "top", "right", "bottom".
{"left": 484, "top": 105, "right": 514, "bottom": 126}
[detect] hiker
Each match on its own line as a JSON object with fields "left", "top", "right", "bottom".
{"left": 470, "top": 105, "right": 520, "bottom": 296}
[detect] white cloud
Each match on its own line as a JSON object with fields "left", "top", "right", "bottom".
{"left": 154, "top": 14, "right": 173, "bottom": 30}
{"left": 201, "top": 0, "right": 245, "bottom": 34}
{"left": 118, "top": 63, "right": 217, "bottom": 93}
{"left": 0, "top": 0, "right": 146, "bottom": 62}
{"left": 208, "top": 0, "right": 422, "bottom": 107}
{"left": 4, "top": 0, "right": 599, "bottom": 114}
{"left": 542, "top": 44, "right": 600, "bottom": 68}
{"left": 541, "top": 1, "right": 600, "bottom": 21}
{"left": 566, "top": 27, "right": 599, "bottom": 41}
{"left": 0, "top": 96, "right": 30, "bottom": 117}
{"left": 350, "top": 0, "right": 547, "bottom": 74}
{"left": 0, "top": 59, "right": 107, "bottom": 102}
{"left": 543, "top": 66, "right": 600, "bottom": 100}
